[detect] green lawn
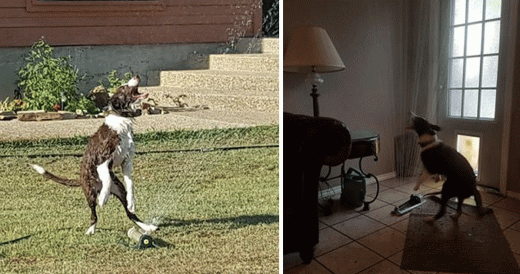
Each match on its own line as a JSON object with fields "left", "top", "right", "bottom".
{"left": 0, "top": 126, "right": 279, "bottom": 273}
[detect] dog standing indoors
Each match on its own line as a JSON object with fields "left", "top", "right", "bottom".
{"left": 31, "top": 75, "right": 158, "bottom": 234}
{"left": 407, "top": 112, "right": 491, "bottom": 222}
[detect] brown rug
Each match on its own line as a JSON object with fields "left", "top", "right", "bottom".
{"left": 401, "top": 198, "right": 520, "bottom": 274}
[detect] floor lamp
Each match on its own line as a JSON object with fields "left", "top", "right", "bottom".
{"left": 284, "top": 26, "right": 346, "bottom": 117}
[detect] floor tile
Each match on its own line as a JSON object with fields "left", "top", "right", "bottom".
{"left": 393, "top": 182, "right": 422, "bottom": 195}
{"left": 358, "top": 198, "right": 390, "bottom": 212}
{"left": 366, "top": 182, "right": 389, "bottom": 196}
{"left": 284, "top": 254, "right": 334, "bottom": 274}
{"left": 387, "top": 251, "right": 403, "bottom": 266}
{"left": 357, "top": 227, "right": 406, "bottom": 258}
{"left": 479, "top": 190, "right": 504, "bottom": 206}
{"left": 419, "top": 179, "right": 444, "bottom": 190}
{"left": 504, "top": 229, "right": 520, "bottom": 255}
{"left": 319, "top": 201, "right": 362, "bottom": 226}
{"left": 357, "top": 260, "right": 410, "bottom": 274}
{"left": 390, "top": 218, "right": 409, "bottom": 235}
{"left": 332, "top": 214, "right": 386, "bottom": 240}
{"left": 363, "top": 204, "right": 409, "bottom": 226}
{"left": 319, "top": 220, "right": 328, "bottom": 231}
{"left": 492, "top": 197, "right": 520, "bottom": 213}
{"left": 489, "top": 205, "right": 520, "bottom": 229}
{"left": 509, "top": 220, "right": 520, "bottom": 232}
{"left": 314, "top": 227, "right": 353, "bottom": 257}
{"left": 315, "top": 242, "right": 384, "bottom": 274}
{"left": 380, "top": 178, "right": 409, "bottom": 188}
{"left": 372, "top": 188, "right": 411, "bottom": 204}
{"left": 515, "top": 254, "right": 520, "bottom": 268}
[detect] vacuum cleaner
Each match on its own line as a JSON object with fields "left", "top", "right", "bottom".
{"left": 392, "top": 194, "right": 426, "bottom": 216}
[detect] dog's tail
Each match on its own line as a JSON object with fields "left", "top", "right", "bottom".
{"left": 30, "top": 164, "right": 81, "bottom": 187}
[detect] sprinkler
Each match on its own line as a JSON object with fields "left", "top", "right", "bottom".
{"left": 127, "top": 227, "right": 154, "bottom": 249}
{"left": 127, "top": 227, "right": 172, "bottom": 249}
{"left": 392, "top": 194, "right": 425, "bottom": 216}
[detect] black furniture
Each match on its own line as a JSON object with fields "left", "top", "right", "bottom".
{"left": 283, "top": 112, "right": 352, "bottom": 263}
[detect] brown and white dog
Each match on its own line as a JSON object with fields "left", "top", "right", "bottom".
{"left": 407, "top": 112, "right": 490, "bottom": 222}
{"left": 31, "top": 75, "right": 157, "bottom": 234}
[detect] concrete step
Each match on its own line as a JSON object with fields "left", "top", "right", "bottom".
{"left": 158, "top": 70, "right": 278, "bottom": 92}
{"left": 142, "top": 86, "right": 278, "bottom": 112}
{"left": 209, "top": 54, "right": 278, "bottom": 73}
{"left": 236, "top": 37, "right": 279, "bottom": 54}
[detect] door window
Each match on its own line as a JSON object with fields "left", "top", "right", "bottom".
{"left": 447, "top": 0, "right": 501, "bottom": 120}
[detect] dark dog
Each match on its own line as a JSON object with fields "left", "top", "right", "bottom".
{"left": 407, "top": 112, "right": 490, "bottom": 222}
{"left": 31, "top": 75, "right": 157, "bottom": 234}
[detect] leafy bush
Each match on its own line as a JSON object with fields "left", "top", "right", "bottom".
{"left": 99, "top": 70, "right": 133, "bottom": 94}
{"left": 17, "top": 38, "right": 98, "bottom": 114}
{"left": 263, "top": 0, "right": 279, "bottom": 37}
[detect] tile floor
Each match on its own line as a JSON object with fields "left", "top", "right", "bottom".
{"left": 283, "top": 178, "right": 520, "bottom": 274}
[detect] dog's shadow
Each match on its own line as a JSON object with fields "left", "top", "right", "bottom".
{"left": 155, "top": 214, "right": 279, "bottom": 229}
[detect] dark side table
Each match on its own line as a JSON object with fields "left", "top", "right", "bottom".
{"left": 321, "top": 131, "right": 380, "bottom": 211}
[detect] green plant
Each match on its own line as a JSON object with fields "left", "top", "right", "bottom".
{"left": 99, "top": 70, "right": 133, "bottom": 94}
{"left": 0, "top": 97, "right": 27, "bottom": 112}
{"left": 17, "top": 38, "right": 98, "bottom": 114}
{"left": 263, "top": 0, "right": 279, "bottom": 37}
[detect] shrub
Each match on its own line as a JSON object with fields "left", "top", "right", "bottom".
{"left": 99, "top": 70, "right": 133, "bottom": 94}
{"left": 17, "top": 38, "right": 98, "bottom": 114}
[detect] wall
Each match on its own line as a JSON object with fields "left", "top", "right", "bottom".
{"left": 0, "top": 0, "right": 261, "bottom": 47}
{"left": 283, "top": 0, "right": 404, "bottom": 179}
{"left": 0, "top": 43, "right": 227, "bottom": 100}
{"left": 0, "top": 0, "right": 262, "bottom": 100}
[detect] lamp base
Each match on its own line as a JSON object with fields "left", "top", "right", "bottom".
{"left": 311, "top": 85, "right": 319, "bottom": 117}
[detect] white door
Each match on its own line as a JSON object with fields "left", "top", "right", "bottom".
{"left": 437, "top": 0, "right": 508, "bottom": 190}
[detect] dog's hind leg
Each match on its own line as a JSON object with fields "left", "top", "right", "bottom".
{"left": 96, "top": 161, "right": 112, "bottom": 207}
{"left": 86, "top": 198, "right": 98, "bottom": 235}
{"left": 473, "top": 188, "right": 492, "bottom": 215}
{"left": 109, "top": 173, "right": 157, "bottom": 233}
{"left": 426, "top": 194, "right": 449, "bottom": 222}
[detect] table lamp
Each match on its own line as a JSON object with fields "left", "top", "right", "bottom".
{"left": 284, "top": 26, "right": 346, "bottom": 117}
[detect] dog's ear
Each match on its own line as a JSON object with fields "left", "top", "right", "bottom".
{"left": 430, "top": 124, "right": 441, "bottom": 132}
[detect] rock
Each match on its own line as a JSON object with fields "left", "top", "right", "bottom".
{"left": 0, "top": 111, "right": 17, "bottom": 120}
{"left": 58, "top": 111, "right": 77, "bottom": 120}
{"left": 17, "top": 110, "right": 77, "bottom": 121}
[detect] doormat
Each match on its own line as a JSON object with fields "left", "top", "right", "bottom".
{"left": 401, "top": 198, "right": 520, "bottom": 273}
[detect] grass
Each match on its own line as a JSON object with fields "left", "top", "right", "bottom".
{"left": 0, "top": 126, "right": 279, "bottom": 273}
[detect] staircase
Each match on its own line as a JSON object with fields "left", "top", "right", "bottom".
{"left": 142, "top": 38, "right": 279, "bottom": 127}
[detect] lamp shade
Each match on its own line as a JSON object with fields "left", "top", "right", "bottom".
{"left": 284, "top": 26, "right": 346, "bottom": 73}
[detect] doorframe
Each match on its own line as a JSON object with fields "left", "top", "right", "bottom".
{"left": 499, "top": 0, "right": 519, "bottom": 196}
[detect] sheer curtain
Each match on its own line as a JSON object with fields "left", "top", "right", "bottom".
{"left": 394, "top": 0, "right": 445, "bottom": 179}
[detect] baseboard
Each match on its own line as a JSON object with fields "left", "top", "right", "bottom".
{"left": 319, "top": 171, "right": 396, "bottom": 198}
{"left": 506, "top": 190, "right": 520, "bottom": 201}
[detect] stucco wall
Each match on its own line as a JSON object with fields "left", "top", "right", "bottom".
{"left": 0, "top": 42, "right": 228, "bottom": 100}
